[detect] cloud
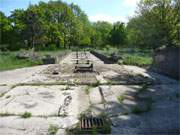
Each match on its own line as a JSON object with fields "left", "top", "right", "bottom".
{"left": 123, "top": 0, "right": 140, "bottom": 7}
{"left": 89, "top": 13, "right": 127, "bottom": 23}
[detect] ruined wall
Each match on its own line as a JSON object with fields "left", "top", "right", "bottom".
{"left": 152, "top": 46, "right": 180, "bottom": 80}
{"left": 90, "top": 51, "right": 119, "bottom": 64}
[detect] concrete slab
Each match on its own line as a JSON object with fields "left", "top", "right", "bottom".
{"left": 89, "top": 87, "right": 102, "bottom": 105}
{"left": 0, "top": 65, "right": 49, "bottom": 85}
{"left": 0, "top": 86, "right": 79, "bottom": 116}
{"left": 0, "top": 116, "right": 78, "bottom": 135}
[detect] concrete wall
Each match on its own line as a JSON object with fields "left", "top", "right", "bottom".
{"left": 152, "top": 46, "right": 180, "bottom": 80}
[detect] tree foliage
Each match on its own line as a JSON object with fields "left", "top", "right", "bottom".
{"left": 127, "top": 0, "right": 180, "bottom": 49}
{"left": 0, "top": 0, "right": 179, "bottom": 51}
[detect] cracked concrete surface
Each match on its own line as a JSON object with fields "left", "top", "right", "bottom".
{"left": 0, "top": 52, "right": 179, "bottom": 135}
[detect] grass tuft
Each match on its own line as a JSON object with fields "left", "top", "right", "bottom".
{"left": 48, "top": 125, "right": 59, "bottom": 135}
{"left": 5, "top": 95, "right": 11, "bottom": 98}
{"left": 0, "top": 93, "right": 5, "bottom": 97}
{"left": 118, "top": 95, "right": 125, "bottom": 103}
{"left": 131, "top": 105, "right": 143, "bottom": 114}
{"left": 21, "top": 112, "right": 32, "bottom": 118}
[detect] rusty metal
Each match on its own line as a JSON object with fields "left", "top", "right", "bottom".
{"left": 81, "top": 117, "right": 104, "bottom": 129}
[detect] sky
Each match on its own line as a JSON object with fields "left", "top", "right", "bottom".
{"left": 0, "top": 0, "right": 140, "bottom": 23}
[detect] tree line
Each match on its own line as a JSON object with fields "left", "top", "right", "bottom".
{"left": 0, "top": 0, "right": 179, "bottom": 51}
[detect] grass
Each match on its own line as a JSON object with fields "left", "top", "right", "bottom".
{"left": 118, "top": 95, "right": 125, "bottom": 103}
{"left": 5, "top": 95, "right": 11, "bottom": 98}
{"left": 21, "top": 112, "right": 32, "bottom": 118}
{"left": 122, "top": 54, "right": 152, "bottom": 67}
{"left": 48, "top": 125, "right": 59, "bottom": 135}
{"left": 91, "top": 81, "right": 100, "bottom": 87}
{"left": 0, "top": 52, "right": 42, "bottom": 71}
{"left": 62, "top": 85, "right": 70, "bottom": 90}
{"left": 0, "top": 112, "right": 12, "bottom": 117}
{"left": 84, "top": 86, "right": 91, "bottom": 95}
{"left": 131, "top": 105, "right": 143, "bottom": 114}
{"left": 0, "top": 49, "right": 70, "bottom": 71}
{"left": 0, "top": 93, "right": 5, "bottom": 97}
{"left": 98, "top": 47, "right": 153, "bottom": 67}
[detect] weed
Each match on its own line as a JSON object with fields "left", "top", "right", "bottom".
{"left": 5, "top": 95, "right": 11, "bottom": 98}
{"left": 85, "top": 86, "right": 91, "bottom": 95}
{"left": 0, "top": 112, "right": 11, "bottom": 117}
{"left": 48, "top": 125, "right": 59, "bottom": 135}
{"left": 91, "top": 81, "right": 100, "bottom": 87}
{"left": 63, "top": 85, "right": 70, "bottom": 90}
{"left": 21, "top": 112, "right": 32, "bottom": 118}
{"left": 118, "top": 95, "right": 125, "bottom": 103}
{"left": 131, "top": 105, "right": 143, "bottom": 114}
{"left": 0, "top": 93, "right": 5, "bottom": 97}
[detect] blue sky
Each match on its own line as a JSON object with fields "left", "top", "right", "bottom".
{"left": 0, "top": 0, "right": 140, "bottom": 23}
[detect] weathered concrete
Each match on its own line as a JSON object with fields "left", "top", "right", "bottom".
{"left": 153, "top": 46, "right": 180, "bottom": 80}
{"left": 0, "top": 116, "right": 78, "bottom": 135}
{"left": 0, "top": 52, "right": 179, "bottom": 135}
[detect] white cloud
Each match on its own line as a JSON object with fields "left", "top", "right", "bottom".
{"left": 89, "top": 13, "right": 127, "bottom": 23}
{"left": 123, "top": 0, "right": 140, "bottom": 7}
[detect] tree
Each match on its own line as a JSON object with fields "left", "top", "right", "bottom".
{"left": 92, "top": 21, "right": 113, "bottom": 47}
{"left": 109, "top": 22, "right": 126, "bottom": 46}
{"left": 129, "top": 0, "right": 180, "bottom": 49}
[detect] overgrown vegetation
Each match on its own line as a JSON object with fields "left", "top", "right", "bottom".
{"left": 131, "top": 105, "right": 143, "bottom": 114}
{"left": 118, "top": 95, "right": 125, "bottom": 103}
{"left": 122, "top": 54, "right": 152, "bottom": 67}
{"left": 0, "top": 52, "right": 42, "bottom": 71}
{"left": 21, "top": 112, "right": 32, "bottom": 118}
{"left": 48, "top": 125, "right": 59, "bottom": 135}
{"left": 0, "top": 112, "right": 12, "bottom": 117}
{"left": 0, "top": 93, "right": 5, "bottom": 97}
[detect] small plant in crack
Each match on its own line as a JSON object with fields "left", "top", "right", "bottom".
{"left": 5, "top": 95, "right": 11, "bottom": 98}
{"left": 0, "top": 93, "right": 5, "bottom": 97}
{"left": 131, "top": 105, "right": 143, "bottom": 114}
{"left": 0, "top": 112, "right": 12, "bottom": 117}
{"left": 21, "top": 112, "right": 32, "bottom": 118}
{"left": 84, "top": 86, "right": 91, "bottom": 95}
{"left": 48, "top": 125, "right": 59, "bottom": 135}
{"left": 91, "top": 80, "right": 100, "bottom": 87}
{"left": 63, "top": 85, "right": 70, "bottom": 91}
{"left": 118, "top": 95, "right": 125, "bottom": 103}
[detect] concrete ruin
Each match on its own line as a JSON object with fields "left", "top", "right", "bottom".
{"left": 152, "top": 46, "right": 180, "bottom": 80}
{"left": 0, "top": 51, "right": 179, "bottom": 135}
